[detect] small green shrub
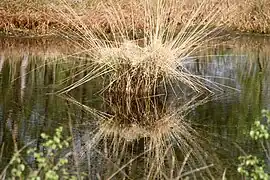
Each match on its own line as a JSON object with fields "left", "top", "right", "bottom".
{"left": 238, "top": 155, "right": 268, "bottom": 180}
{"left": 250, "top": 109, "right": 270, "bottom": 140}
{"left": 6, "top": 127, "right": 79, "bottom": 180}
{"left": 237, "top": 109, "right": 270, "bottom": 180}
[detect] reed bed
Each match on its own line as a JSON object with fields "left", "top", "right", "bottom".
{"left": 1, "top": 0, "right": 270, "bottom": 36}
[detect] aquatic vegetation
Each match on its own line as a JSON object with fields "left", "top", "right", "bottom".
{"left": 53, "top": 0, "right": 227, "bottom": 178}
{"left": 57, "top": 0, "right": 223, "bottom": 95}
{"left": 238, "top": 155, "right": 269, "bottom": 180}
{"left": 0, "top": 127, "right": 81, "bottom": 180}
{"left": 1, "top": 0, "right": 254, "bottom": 179}
{"left": 238, "top": 109, "right": 270, "bottom": 180}
{"left": 1, "top": 0, "right": 270, "bottom": 36}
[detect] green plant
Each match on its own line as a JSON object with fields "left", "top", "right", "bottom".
{"left": 250, "top": 109, "right": 270, "bottom": 140}
{"left": 238, "top": 155, "right": 268, "bottom": 180}
{"left": 237, "top": 109, "right": 270, "bottom": 180}
{"left": 5, "top": 127, "right": 79, "bottom": 180}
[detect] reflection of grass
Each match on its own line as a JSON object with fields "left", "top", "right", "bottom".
{"left": 64, "top": 92, "right": 223, "bottom": 179}
{"left": 0, "top": 37, "right": 75, "bottom": 57}
{"left": 0, "top": 123, "right": 216, "bottom": 179}
{"left": 90, "top": 116, "right": 213, "bottom": 179}
{"left": 95, "top": 116, "right": 212, "bottom": 179}
{"left": 56, "top": 0, "right": 225, "bottom": 179}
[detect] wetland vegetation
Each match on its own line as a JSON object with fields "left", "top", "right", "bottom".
{"left": 1, "top": 0, "right": 270, "bottom": 179}
{"left": 1, "top": 0, "right": 270, "bottom": 36}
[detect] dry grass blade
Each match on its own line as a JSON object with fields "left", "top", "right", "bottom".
{"left": 107, "top": 149, "right": 151, "bottom": 180}
{"left": 178, "top": 164, "right": 214, "bottom": 178}
{"left": 54, "top": 0, "right": 226, "bottom": 97}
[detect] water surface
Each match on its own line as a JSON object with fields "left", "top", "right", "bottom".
{"left": 0, "top": 36, "right": 270, "bottom": 178}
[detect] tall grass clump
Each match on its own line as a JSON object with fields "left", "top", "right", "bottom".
{"left": 56, "top": 0, "right": 225, "bottom": 124}
{"left": 57, "top": 0, "right": 224, "bottom": 94}
{"left": 55, "top": 0, "right": 226, "bottom": 178}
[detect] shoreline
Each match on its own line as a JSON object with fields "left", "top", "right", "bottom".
{"left": 1, "top": 0, "right": 270, "bottom": 37}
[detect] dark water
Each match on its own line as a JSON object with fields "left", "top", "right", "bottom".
{"left": 0, "top": 36, "right": 270, "bottom": 178}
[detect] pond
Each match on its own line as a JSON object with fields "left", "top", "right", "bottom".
{"left": 0, "top": 35, "right": 270, "bottom": 179}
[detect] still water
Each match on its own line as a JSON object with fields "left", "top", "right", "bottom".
{"left": 0, "top": 36, "right": 270, "bottom": 179}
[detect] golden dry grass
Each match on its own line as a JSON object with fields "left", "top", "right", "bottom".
{"left": 57, "top": 0, "right": 224, "bottom": 96}
{"left": 56, "top": 0, "right": 225, "bottom": 172}
{"left": 1, "top": 0, "right": 270, "bottom": 36}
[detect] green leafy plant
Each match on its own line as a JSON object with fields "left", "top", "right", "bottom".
{"left": 238, "top": 109, "right": 270, "bottom": 180}
{"left": 250, "top": 109, "right": 270, "bottom": 140}
{"left": 6, "top": 127, "right": 79, "bottom": 180}
{"left": 238, "top": 155, "right": 268, "bottom": 180}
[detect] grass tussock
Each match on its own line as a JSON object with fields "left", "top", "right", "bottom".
{"left": 57, "top": 1, "right": 223, "bottom": 177}
{"left": 58, "top": 0, "right": 222, "bottom": 95}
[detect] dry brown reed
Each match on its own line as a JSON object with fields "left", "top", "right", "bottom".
{"left": 1, "top": 0, "right": 270, "bottom": 36}
{"left": 0, "top": 0, "right": 55, "bottom": 36}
